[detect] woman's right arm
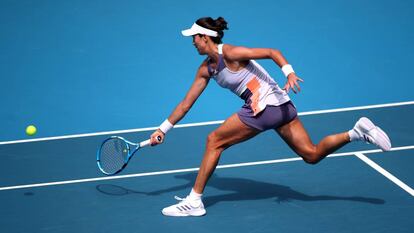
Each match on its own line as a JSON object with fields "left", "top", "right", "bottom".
{"left": 150, "top": 61, "right": 211, "bottom": 145}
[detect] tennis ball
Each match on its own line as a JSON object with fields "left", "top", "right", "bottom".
{"left": 26, "top": 125, "right": 37, "bottom": 136}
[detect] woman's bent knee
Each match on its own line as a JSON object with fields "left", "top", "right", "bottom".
{"left": 297, "top": 147, "right": 321, "bottom": 165}
{"left": 302, "top": 156, "right": 320, "bottom": 165}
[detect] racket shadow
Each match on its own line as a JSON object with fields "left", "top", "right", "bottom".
{"left": 96, "top": 184, "right": 148, "bottom": 196}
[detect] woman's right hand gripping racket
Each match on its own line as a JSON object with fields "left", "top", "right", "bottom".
{"left": 96, "top": 136, "right": 161, "bottom": 175}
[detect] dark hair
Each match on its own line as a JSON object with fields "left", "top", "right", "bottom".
{"left": 196, "top": 17, "right": 228, "bottom": 44}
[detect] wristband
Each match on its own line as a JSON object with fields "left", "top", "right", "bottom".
{"left": 281, "top": 64, "right": 295, "bottom": 77}
{"left": 159, "top": 119, "right": 174, "bottom": 134}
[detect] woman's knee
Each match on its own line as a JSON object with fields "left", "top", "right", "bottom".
{"left": 297, "top": 146, "right": 320, "bottom": 165}
{"left": 206, "top": 131, "right": 224, "bottom": 152}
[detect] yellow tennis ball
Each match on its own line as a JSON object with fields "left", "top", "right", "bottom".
{"left": 26, "top": 125, "right": 37, "bottom": 136}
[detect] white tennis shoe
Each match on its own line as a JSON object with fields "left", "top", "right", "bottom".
{"left": 353, "top": 117, "right": 392, "bottom": 151}
{"left": 162, "top": 196, "right": 206, "bottom": 217}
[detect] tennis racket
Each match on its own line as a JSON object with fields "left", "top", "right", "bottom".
{"left": 97, "top": 136, "right": 161, "bottom": 175}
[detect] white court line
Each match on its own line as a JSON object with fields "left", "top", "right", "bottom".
{"left": 355, "top": 152, "right": 414, "bottom": 197}
{"left": 0, "top": 100, "right": 413, "bottom": 145}
{"left": 1, "top": 145, "right": 413, "bottom": 192}
{"left": 297, "top": 100, "right": 414, "bottom": 116}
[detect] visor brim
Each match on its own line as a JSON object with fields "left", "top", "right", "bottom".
{"left": 181, "top": 29, "right": 197, "bottom": 36}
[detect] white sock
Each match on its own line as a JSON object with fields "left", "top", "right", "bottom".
{"left": 188, "top": 188, "right": 202, "bottom": 201}
{"left": 348, "top": 129, "right": 360, "bottom": 142}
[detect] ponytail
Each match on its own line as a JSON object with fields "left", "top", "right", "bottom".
{"left": 196, "top": 17, "right": 229, "bottom": 44}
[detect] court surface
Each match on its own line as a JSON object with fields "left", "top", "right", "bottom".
{"left": 1, "top": 102, "right": 413, "bottom": 233}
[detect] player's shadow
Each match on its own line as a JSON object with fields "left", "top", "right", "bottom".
{"left": 96, "top": 172, "right": 385, "bottom": 206}
{"left": 147, "top": 173, "right": 385, "bottom": 206}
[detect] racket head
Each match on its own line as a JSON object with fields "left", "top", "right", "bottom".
{"left": 97, "top": 136, "right": 132, "bottom": 175}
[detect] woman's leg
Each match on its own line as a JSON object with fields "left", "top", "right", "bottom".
{"left": 276, "top": 117, "right": 350, "bottom": 164}
{"left": 193, "top": 113, "right": 260, "bottom": 193}
{"left": 162, "top": 113, "right": 260, "bottom": 216}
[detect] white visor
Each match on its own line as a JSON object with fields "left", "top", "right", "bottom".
{"left": 181, "top": 23, "right": 218, "bottom": 37}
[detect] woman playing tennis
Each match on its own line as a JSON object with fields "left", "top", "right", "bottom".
{"left": 150, "top": 17, "right": 391, "bottom": 217}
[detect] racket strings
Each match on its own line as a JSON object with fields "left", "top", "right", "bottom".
{"left": 99, "top": 138, "right": 128, "bottom": 174}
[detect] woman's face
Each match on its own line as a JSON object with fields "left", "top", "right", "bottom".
{"left": 192, "top": 34, "right": 207, "bottom": 55}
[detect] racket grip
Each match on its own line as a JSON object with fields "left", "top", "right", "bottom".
{"left": 139, "top": 136, "right": 162, "bottom": 147}
{"left": 140, "top": 139, "right": 151, "bottom": 147}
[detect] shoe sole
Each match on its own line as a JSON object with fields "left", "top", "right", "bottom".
{"left": 371, "top": 126, "right": 391, "bottom": 151}
{"left": 358, "top": 117, "right": 391, "bottom": 151}
{"left": 162, "top": 209, "right": 206, "bottom": 217}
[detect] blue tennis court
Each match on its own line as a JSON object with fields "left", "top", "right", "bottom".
{"left": 1, "top": 103, "right": 413, "bottom": 233}
{"left": 1, "top": 0, "right": 413, "bottom": 232}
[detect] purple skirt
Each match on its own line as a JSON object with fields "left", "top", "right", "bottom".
{"left": 237, "top": 90, "right": 297, "bottom": 131}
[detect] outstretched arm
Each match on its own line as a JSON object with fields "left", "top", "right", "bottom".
{"left": 150, "top": 61, "right": 210, "bottom": 145}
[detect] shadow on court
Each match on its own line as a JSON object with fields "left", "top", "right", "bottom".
{"left": 96, "top": 173, "right": 385, "bottom": 206}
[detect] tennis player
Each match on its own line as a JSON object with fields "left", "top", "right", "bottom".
{"left": 150, "top": 17, "right": 392, "bottom": 217}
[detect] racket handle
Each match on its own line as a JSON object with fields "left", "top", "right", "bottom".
{"left": 139, "top": 136, "right": 162, "bottom": 147}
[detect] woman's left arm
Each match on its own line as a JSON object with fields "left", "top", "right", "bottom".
{"left": 224, "top": 45, "right": 303, "bottom": 94}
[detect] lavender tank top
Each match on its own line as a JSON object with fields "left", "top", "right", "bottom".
{"left": 207, "top": 44, "right": 290, "bottom": 115}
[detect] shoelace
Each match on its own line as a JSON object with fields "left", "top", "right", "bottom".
{"left": 174, "top": 196, "right": 186, "bottom": 202}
